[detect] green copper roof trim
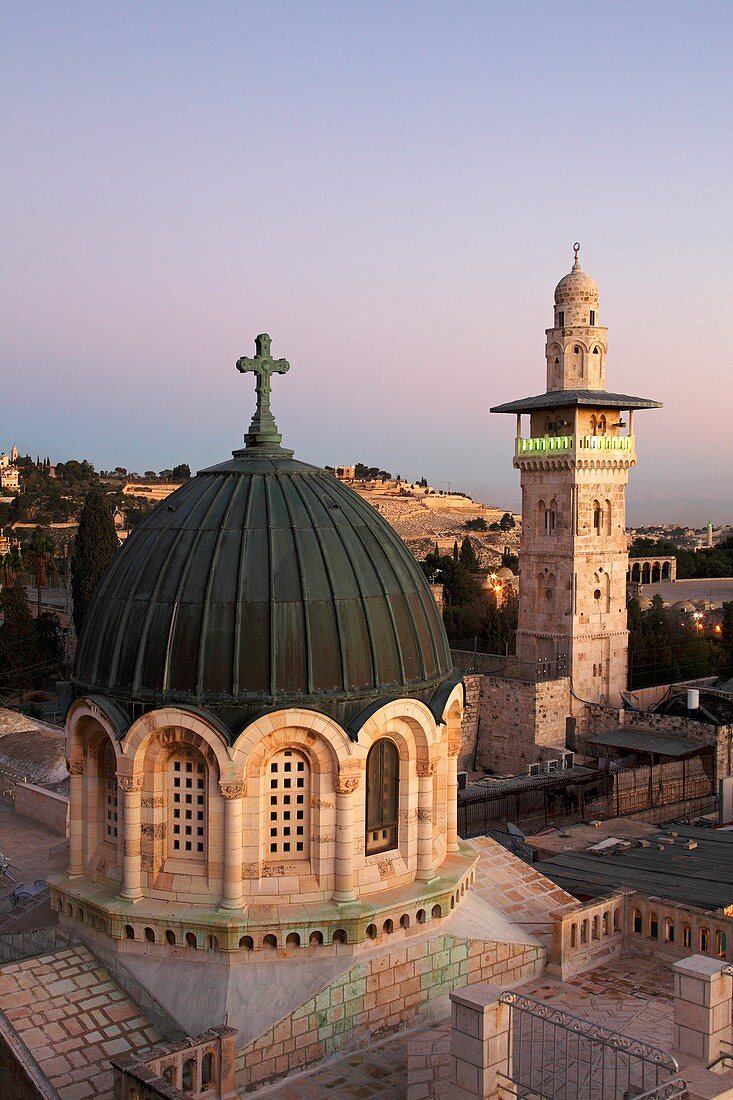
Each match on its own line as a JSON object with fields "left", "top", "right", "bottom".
{"left": 490, "top": 389, "right": 662, "bottom": 414}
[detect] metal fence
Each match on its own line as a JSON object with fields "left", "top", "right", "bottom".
{"left": 0, "top": 764, "right": 28, "bottom": 804}
{"left": 497, "top": 992, "right": 686, "bottom": 1099}
{"left": 451, "top": 649, "right": 568, "bottom": 682}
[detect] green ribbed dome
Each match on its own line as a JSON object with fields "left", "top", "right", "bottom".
{"left": 73, "top": 451, "right": 453, "bottom": 733}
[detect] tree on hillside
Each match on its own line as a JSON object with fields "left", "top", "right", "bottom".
{"left": 499, "top": 512, "right": 515, "bottom": 531}
{"left": 459, "top": 536, "right": 480, "bottom": 573}
{"left": 452, "top": 540, "right": 459, "bottom": 561}
{"left": 0, "top": 582, "right": 36, "bottom": 691}
{"left": 71, "top": 490, "right": 119, "bottom": 635}
{"left": 26, "top": 530, "right": 58, "bottom": 618}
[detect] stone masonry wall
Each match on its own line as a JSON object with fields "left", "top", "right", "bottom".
{"left": 473, "top": 676, "right": 571, "bottom": 775}
{"left": 584, "top": 703, "right": 733, "bottom": 784}
{"left": 458, "top": 676, "right": 481, "bottom": 773}
{"left": 235, "top": 933, "right": 545, "bottom": 1091}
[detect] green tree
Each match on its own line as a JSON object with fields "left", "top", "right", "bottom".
{"left": 26, "top": 530, "right": 58, "bottom": 618}
{"left": 0, "top": 582, "right": 36, "bottom": 691}
{"left": 71, "top": 490, "right": 119, "bottom": 635}
{"left": 499, "top": 512, "right": 515, "bottom": 530}
{"left": 465, "top": 517, "right": 487, "bottom": 532}
{"left": 452, "top": 540, "right": 459, "bottom": 561}
{"left": 459, "top": 536, "right": 480, "bottom": 572}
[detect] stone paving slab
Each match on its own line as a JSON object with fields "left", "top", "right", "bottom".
{"left": 0, "top": 943, "right": 161, "bottom": 1098}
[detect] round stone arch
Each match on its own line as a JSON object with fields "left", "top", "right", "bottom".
{"left": 231, "top": 708, "right": 357, "bottom": 781}
{"left": 354, "top": 698, "right": 437, "bottom": 759}
{"left": 65, "top": 698, "right": 125, "bottom": 881}
{"left": 66, "top": 696, "right": 124, "bottom": 773}
{"left": 120, "top": 707, "right": 231, "bottom": 782}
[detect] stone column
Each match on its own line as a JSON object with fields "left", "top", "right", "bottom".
{"left": 447, "top": 734, "right": 461, "bottom": 854}
{"left": 68, "top": 760, "right": 84, "bottom": 877}
{"left": 416, "top": 761, "right": 436, "bottom": 882}
{"left": 450, "top": 982, "right": 510, "bottom": 1098}
{"left": 333, "top": 774, "right": 359, "bottom": 904}
{"left": 672, "top": 955, "right": 733, "bottom": 1064}
{"left": 118, "top": 775, "right": 144, "bottom": 901}
{"left": 219, "top": 782, "right": 245, "bottom": 910}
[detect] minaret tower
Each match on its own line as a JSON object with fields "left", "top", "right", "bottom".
{"left": 491, "top": 245, "right": 661, "bottom": 705}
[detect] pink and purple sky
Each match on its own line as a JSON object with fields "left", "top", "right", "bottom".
{"left": 2, "top": 2, "right": 732, "bottom": 526}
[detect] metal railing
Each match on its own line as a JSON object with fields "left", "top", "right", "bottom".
{"left": 0, "top": 765, "right": 28, "bottom": 803}
{"left": 451, "top": 649, "right": 568, "bottom": 682}
{"left": 498, "top": 992, "right": 685, "bottom": 1099}
{"left": 516, "top": 435, "right": 634, "bottom": 457}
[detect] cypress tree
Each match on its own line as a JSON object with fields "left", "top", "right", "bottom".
{"left": 459, "top": 536, "right": 480, "bottom": 573}
{"left": 0, "top": 582, "right": 36, "bottom": 690}
{"left": 452, "top": 540, "right": 459, "bottom": 561}
{"left": 71, "top": 490, "right": 119, "bottom": 635}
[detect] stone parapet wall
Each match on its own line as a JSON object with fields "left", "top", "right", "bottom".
{"left": 14, "top": 782, "right": 68, "bottom": 836}
{"left": 473, "top": 676, "right": 571, "bottom": 775}
{"left": 0, "top": 926, "right": 58, "bottom": 966}
{"left": 548, "top": 892, "right": 627, "bottom": 979}
{"left": 234, "top": 933, "right": 545, "bottom": 1091}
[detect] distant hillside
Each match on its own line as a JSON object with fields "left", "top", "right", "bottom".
{"left": 348, "top": 480, "right": 520, "bottom": 569}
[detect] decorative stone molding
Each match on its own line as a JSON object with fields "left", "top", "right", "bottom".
{"left": 219, "top": 782, "right": 245, "bottom": 800}
{"left": 68, "top": 759, "right": 84, "bottom": 776}
{"left": 141, "top": 823, "right": 166, "bottom": 839}
{"left": 447, "top": 736, "right": 462, "bottom": 758}
{"left": 417, "top": 807, "right": 433, "bottom": 823}
{"left": 117, "top": 775, "right": 143, "bottom": 793}
{"left": 416, "top": 761, "right": 438, "bottom": 778}
{"left": 142, "top": 796, "right": 165, "bottom": 809}
{"left": 333, "top": 774, "right": 360, "bottom": 795}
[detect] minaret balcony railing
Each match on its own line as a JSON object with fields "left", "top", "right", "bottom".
{"left": 516, "top": 435, "right": 634, "bottom": 457}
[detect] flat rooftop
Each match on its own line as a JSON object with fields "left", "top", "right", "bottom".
{"left": 533, "top": 824, "right": 733, "bottom": 911}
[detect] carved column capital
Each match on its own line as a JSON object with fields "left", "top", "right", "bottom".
{"left": 447, "top": 735, "right": 462, "bottom": 758}
{"left": 117, "top": 775, "right": 143, "bottom": 793}
{"left": 68, "top": 759, "right": 84, "bottom": 776}
{"left": 416, "top": 760, "right": 438, "bottom": 778}
{"left": 219, "top": 781, "right": 246, "bottom": 800}
{"left": 333, "top": 774, "right": 360, "bottom": 795}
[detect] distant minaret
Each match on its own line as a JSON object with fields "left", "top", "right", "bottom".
{"left": 491, "top": 245, "right": 662, "bottom": 705}
{"left": 706, "top": 521, "right": 714, "bottom": 548}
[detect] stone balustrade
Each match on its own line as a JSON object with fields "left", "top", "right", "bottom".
{"left": 110, "top": 1026, "right": 236, "bottom": 1099}
{"left": 548, "top": 890, "right": 733, "bottom": 980}
{"left": 548, "top": 893, "right": 627, "bottom": 979}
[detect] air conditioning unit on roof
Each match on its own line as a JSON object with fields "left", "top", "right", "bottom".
{"left": 527, "top": 763, "right": 541, "bottom": 777}
{"left": 545, "top": 759, "right": 559, "bottom": 774}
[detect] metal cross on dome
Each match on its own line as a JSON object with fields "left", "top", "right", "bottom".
{"left": 236, "top": 333, "right": 290, "bottom": 449}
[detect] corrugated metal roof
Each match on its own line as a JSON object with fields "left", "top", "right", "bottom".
{"left": 490, "top": 389, "right": 662, "bottom": 414}
{"left": 585, "top": 729, "right": 708, "bottom": 758}
{"left": 535, "top": 825, "right": 733, "bottom": 912}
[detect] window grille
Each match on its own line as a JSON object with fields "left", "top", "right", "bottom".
{"left": 366, "top": 740, "right": 399, "bottom": 854}
{"left": 104, "top": 743, "right": 118, "bottom": 841}
{"left": 170, "top": 751, "right": 206, "bottom": 857}
{"left": 267, "top": 749, "right": 309, "bottom": 859}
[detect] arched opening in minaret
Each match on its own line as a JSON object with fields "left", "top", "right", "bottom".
{"left": 593, "top": 500, "right": 603, "bottom": 535}
{"left": 598, "top": 415, "right": 607, "bottom": 434}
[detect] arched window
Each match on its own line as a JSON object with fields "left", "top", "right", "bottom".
{"left": 592, "top": 916, "right": 599, "bottom": 940}
{"left": 570, "top": 924, "right": 577, "bottom": 948}
{"left": 544, "top": 499, "right": 556, "bottom": 536}
{"left": 182, "top": 1058, "right": 195, "bottom": 1091}
{"left": 665, "top": 918, "right": 675, "bottom": 944}
{"left": 700, "top": 927, "right": 710, "bottom": 953}
{"left": 580, "top": 920, "right": 588, "bottom": 944}
{"left": 716, "top": 930, "right": 727, "bottom": 957}
{"left": 649, "top": 913, "right": 658, "bottom": 939}
{"left": 598, "top": 415, "right": 606, "bottom": 434}
{"left": 604, "top": 499, "right": 612, "bottom": 536}
{"left": 683, "top": 923, "right": 692, "bottom": 948}
{"left": 267, "top": 748, "right": 310, "bottom": 859}
{"left": 201, "top": 1052, "right": 214, "bottom": 1087}
{"left": 169, "top": 748, "right": 207, "bottom": 860}
{"left": 633, "top": 909, "right": 642, "bottom": 934}
{"left": 103, "top": 741, "right": 118, "bottom": 842}
{"left": 590, "top": 414, "right": 597, "bottom": 436}
{"left": 593, "top": 501, "right": 603, "bottom": 535}
{"left": 366, "top": 739, "right": 399, "bottom": 855}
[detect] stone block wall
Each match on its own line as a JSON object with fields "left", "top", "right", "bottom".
{"left": 458, "top": 675, "right": 481, "bottom": 773}
{"left": 473, "top": 676, "right": 571, "bottom": 775}
{"left": 234, "top": 932, "right": 545, "bottom": 1091}
{"left": 14, "top": 783, "right": 68, "bottom": 836}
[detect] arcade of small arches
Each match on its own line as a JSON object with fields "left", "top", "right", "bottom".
{"left": 51, "top": 692, "right": 477, "bottom": 950}
{"left": 627, "top": 556, "right": 677, "bottom": 584}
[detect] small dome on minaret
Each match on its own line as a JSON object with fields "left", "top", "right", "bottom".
{"left": 554, "top": 242, "right": 599, "bottom": 310}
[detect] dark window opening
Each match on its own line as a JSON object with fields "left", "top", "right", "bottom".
{"left": 366, "top": 740, "right": 399, "bottom": 855}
